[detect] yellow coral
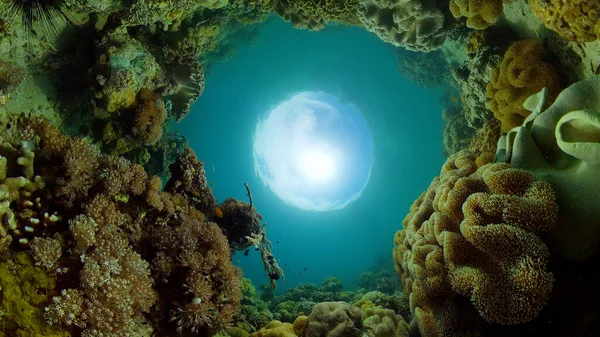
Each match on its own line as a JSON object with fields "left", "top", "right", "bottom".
{"left": 528, "top": 0, "right": 600, "bottom": 42}
{"left": 0, "top": 252, "right": 70, "bottom": 337}
{"left": 449, "top": 0, "right": 509, "bottom": 29}
{"left": 394, "top": 151, "right": 558, "bottom": 336}
{"left": 468, "top": 118, "right": 501, "bottom": 167}
{"left": 250, "top": 320, "right": 297, "bottom": 337}
{"left": 486, "top": 40, "right": 561, "bottom": 133}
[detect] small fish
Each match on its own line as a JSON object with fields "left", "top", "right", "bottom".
{"left": 214, "top": 207, "right": 223, "bottom": 218}
{"left": 276, "top": 241, "right": 279, "bottom": 244}
{"left": 255, "top": 248, "right": 259, "bottom": 251}
{"left": 211, "top": 165, "right": 216, "bottom": 173}
{"left": 303, "top": 267, "right": 307, "bottom": 272}
{"left": 209, "top": 182, "right": 214, "bottom": 186}
{"left": 244, "top": 249, "right": 249, "bottom": 256}
{"left": 266, "top": 255, "right": 274, "bottom": 260}
{"left": 284, "top": 264, "right": 287, "bottom": 266}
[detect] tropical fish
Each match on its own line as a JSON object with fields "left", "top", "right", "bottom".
{"left": 211, "top": 165, "right": 216, "bottom": 173}
{"left": 214, "top": 206, "right": 223, "bottom": 218}
{"left": 244, "top": 249, "right": 249, "bottom": 256}
{"left": 209, "top": 182, "right": 214, "bottom": 186}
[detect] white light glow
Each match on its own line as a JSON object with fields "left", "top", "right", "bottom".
{"left": 253, "top": 91, "right": 373, "bottom": 211}
{"left": 297, "top": 149, "right": 337, "bottom": 184}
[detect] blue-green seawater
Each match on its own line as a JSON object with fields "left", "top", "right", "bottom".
{"left": 176, "top": 16, "right": 446, "bottom": 292}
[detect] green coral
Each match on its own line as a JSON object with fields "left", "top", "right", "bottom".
{"left": 0, "top": 252, "right": 69, "bottom": 337}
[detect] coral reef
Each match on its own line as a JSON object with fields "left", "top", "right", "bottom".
{"left": 304, "top": 302, "right": 362, "bottom": 337}
{"left": 468, "top": 118, "right": 500, "bottom": 167}
{"left": 451, "top": 40, "right": 503, "bottom": 129}
{"left": 0, "top": 114, "right": 247, "bottom": 336}
{"left": 486, "top": 40, "right": 562, "bottom": 133}
{"left": 396, "top": 49, "right": 449, "bottom": 88}
{"left": 527, "top": 0, "right": 600, "bottom": 42}
{"left": 442, "top": 107, "right": 475, "bottom": 155}
{"left": 357, "top": 0, "right": 451, "bottom": 51}
{"left": 394, "top": 150, "right": 558, "bottom": 336}
{"left": 274, "top": 0, "right": 361, "bottom": 30}
{"left": 0, "top": 60, "right": 25, "bottom": 106}
{"left": 449, "top": 0, "right": 506, "bottom": 29}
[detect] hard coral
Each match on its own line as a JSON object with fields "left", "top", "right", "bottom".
{"left": 528, "top": 0, "right": 600, "bottom": 43}
{"left": 132, "top": 89, "right": 168, "bottom": 146}
{"left": 486, "top": 40, "right": 561, "bottom": 133}
{"left": 304, "top": 302, "right": 362, "bottom": 337}
{"left": 274, "top": 0, "right": 361, "bottom": 30}
{"left": 358, "top": 0, "right": 450, "bottom": 51}
{"left": 394, "top": 150, "right": 558, "bottom": 336}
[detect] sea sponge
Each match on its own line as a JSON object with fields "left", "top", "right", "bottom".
{"left": 394, "top": 150, "right": 558, "bottom": 336}
{"left": 527, "top": 0, "right": 600, "bottom": 43}
{"left": 486, "top": 40, "right": 561, "bottom": 133}
{"left": 358, "top": 0, "right": 449, "bottom": 51}
{"left": 449, "top": 0, "right": 506, "bottom": 29}
{"left": 274, "top": 0, "right": 360, "bottom": 30}
{"left": 496, "top": 75, "right": 600, "bottom": 261}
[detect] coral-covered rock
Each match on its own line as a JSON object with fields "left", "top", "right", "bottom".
{"left": 274, "top": 0, "right": 361, "bottom": 30}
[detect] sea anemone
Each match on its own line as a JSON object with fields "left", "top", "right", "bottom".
{"left": 7, "top": 0, "right": 75, "bottom": 35}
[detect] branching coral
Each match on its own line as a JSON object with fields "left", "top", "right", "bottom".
{"left": 486, "top": 40, "right": 561, "bottom": 133}
{"left": 274, "top": 0, "right": 361, "bottom": 30}
{"left": 0, "top": 114, "right": 245, "bottom": 336}
{"left": 394, "top": 150, "right": 558, "bottom": 336}
{"left": 527, "top": 0, "right": 600, "bottom": 43}
{"left": 496, "top": 75, "right": 600, "bottom": 261}
{"left": 357, "top": 0, "right": 450, "bottom": 51}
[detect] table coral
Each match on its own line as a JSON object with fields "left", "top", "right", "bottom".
{"left": 394, "top": 150, "right": 558, "bottom": 336}
{"left": 274, "top": 0, "right": 361, "bottom": 30}
{"left": 496, "top": 75, "right": 600, "bottom": 261}
{"left": 358, "top": 0, "right": 450, "bottom": 51}
{"left": 486, "top": 40, "right": 561, "bottom": 133}
{"left": 527, "top": 0, "right": 600, "bottom": 43}
{"left": 449, "top": 0, "right": 507, "bottom": 29}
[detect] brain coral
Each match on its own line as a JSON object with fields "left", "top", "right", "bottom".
{"left": 527, "top": 0, "right": 600, "bottom": 42}
{"left": 357, "top": 0, "right": 449, "bottom": 51}
{"left": 486, "top": 40, "right": 561, "bottom": 133}
{"left": 274, "top": 0, "right": 361, "bottom": 30}
{"left": 394, "top": 150, "right": 558, "bottom": 336}
{"left": 496, "top": 75, "right": 600, "bottom": 261}
{"left": 449, "top": 0, "right": 506, "bottom": 29}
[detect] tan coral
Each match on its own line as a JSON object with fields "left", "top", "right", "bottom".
{"left": 449, "top": 0, "right": 508, "bottom": 29}
{"left": 486, "top": 40, "right": 561, "bottom": 133}
{"left": 527, "top": 0, "right": 600, "bottom": 42}
{"left": 274, "top": 0, "right": 361, "bottom": 30}
{"left": 394, "top": 151, "right": 558, "bottom": 336}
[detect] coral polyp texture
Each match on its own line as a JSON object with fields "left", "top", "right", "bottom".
{"left": 527, "top": 0, "right": 600, "bottom": 42}
{"left": 357, "top": 0, "right": 450, "bottom": 51}
{"left": 394, "top": 150, "right": 558, "bottom": 336}
{"left": 0, "top": 114, "right": 246, "bottom": 336}
{"left": 449, "top": 0, "right": 506, "bottom": 29}
{"left": 486, "top": 40, "right": 561, "bottom": 134}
